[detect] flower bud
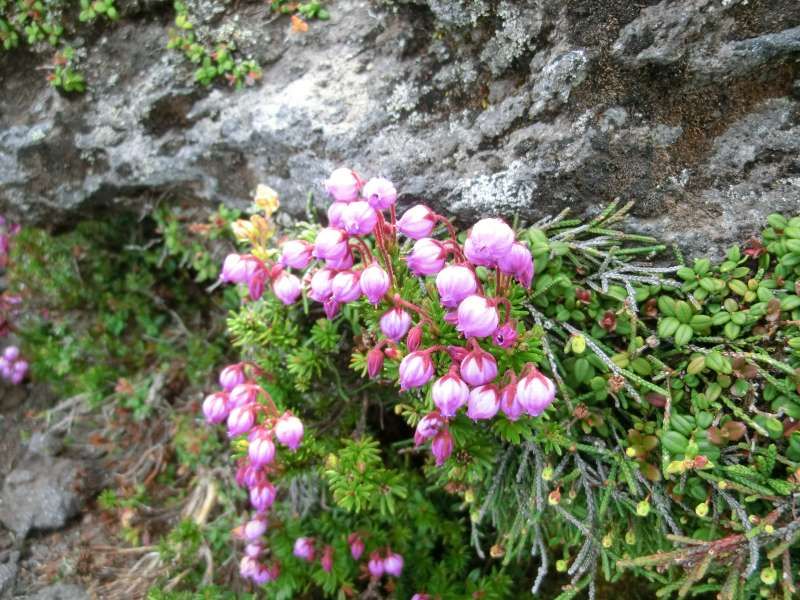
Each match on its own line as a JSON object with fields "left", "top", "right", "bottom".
{"left": 406, "top": 238, "right": 447, "bottom": 276}
{"left": 229, "top": 383, "right": 262, "bottom": 408}
{"left": 331, "top": 270, "right": 362, "bottom": 303}
{"left": 516, "top": 366, "right": 556, "bottom": 416}
{"left": 227, "top": 404, "right": 257, "bottom": 437}
{"left": 326, "top": 250, "right": 354, "bottom": 270}
{"left": 313, "top": 228, "right": 350, "bottom": 263}
{"left": 414, "top": 411, "right": 443, "bottom": 446}
{"left": 460, "top": 346, "right": 498, "bottom": 386}
{"left": 447, "top": 345, "right": 469, "bottom": 362}
{"left": 367, "top": 552, "right": 385, "bottom": 578}
{"left": 244, "top": 542, "right": 264, "bottom": 558}
{"left": 247, "top": 266, "right": 267, "bottom": 301}
{"left": 243, "top": 514, "right": 268, "bottom": 541}
{"left": 3, "top": 346, "right": 19, "bottom": 362}
{"left": 380, "top": 308, "right": 412, "bottom": 341}
{"left": 464, "top": 218, "right": 515, "bottom": 267}
{"left": 280, "top": 240, "right": 313, "bottom": 270}
{"left": 308, "top": 268, "right": 336, "bottom": 302}
{"left": 406, "top": 325, "right": 423, "bottom": 352}
{"left": 325, "top": 168, "right": 361, "bottom": 202}
{"left": 383, "top": 552, "right": 404, "bottom": 576}
{"left": 219, "top": 363, "right": 246, "bottom": 391}
{"left": 221, "top": 253, "right": 253, "bottom": 284}
{"left": 293, "top": 537, "right": 316, "bottom": 561}
{"left": 249, "top": 480, "right": 276, "bottom": 512}
{"left": 327, "top": 201, "right": 347, "bottom": 229}
{"left": 432, "top": 371, "right": 469, "bottom": 417}
{"left": 412, "top": 594, "right": 431, "bottom": 600}
{"left": 324, "top": 297, "right": 340, "bottom": 320}
{"left": 321, "top": 545, "right": 334, "bottom": 573}
{"left": 431, "top": 429, "right": 454, "bottom": 466}
{"left": 202, "top": 392, "right": 230, "bottom": 424}
{"left": 398, "top": 351, "right": 435, "bottom": 390}
{"left": 275, "top": 413, "right": 304, "bottom": 450}
{"left": 273, "top": 271, "right": 302, "bottom": 305}
{"left": 367, "top": 347, "right": 384, "bottom": 379}
{"left": 362, "top": 177, "right": 397, "bottom": 210}
{"left": 467, "top": 385, "right": 500, "bottom": 420}
{"left": 348, "top": 533, "right": 365, "bottom": 560}
{"left": 342, "top": 200, "right": 378, "bottom": 235}
{"left": 497, "top": 242, "right": 534, "bottom": 288}
{"left": 251, "top": 563, "right": 276, "bottom": 584}
{"left": 240, "top": 555, "right": 258, "bottom": 579}
{"left": 456, "top": 295, "right": 499, "bottom": 338}
{"left": 248, "top": 427, "right": 276, "bottom": 467}
{"left": 492, "top": 323, "right": 518, "bottom": 348}
{"left": 500, "top": 383, "right": 523, "bottom": 421}
{"left": 397, "top": 204, "right": 436, "bottom": 239}
{"left": 360, "top": 263, "right": 390, "bottom": 305}
{"left": 435, "top": 265, "right": 478, "bottom": 308}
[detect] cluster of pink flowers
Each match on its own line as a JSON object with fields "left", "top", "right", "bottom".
{"left": 290, "top": 532, "right": 404, "bottom": 579}
{"left": 0, "top": 345, "right": 27, "bottom": 384}
{"left": 220, "top": 168, "right": 556, "bottom": 468}
{"left": 202, "top": 361, "right": 304, "bottom": 585}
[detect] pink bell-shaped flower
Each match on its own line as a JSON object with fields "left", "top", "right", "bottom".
{"left": 406, "top": 238, "right": 446, "bottom": 276}
{"left": 516, "top": 365, "right": 556, "bottom": 416}
{"left": 384, "top": 551, "right": 404, "bottom": 576}
{"left": 293, "top": 537, "right": 316, "bottom": 562}
{"left": 243, "top": 514, "right": 268, "bottom": 541}
{"left": 321, "top": 545, "right": 334, "bottom": 573}
{"left": 435, "top": 265, "right": 478, "bottom": 308}
{"left": 431, "top": 429, "right": 454, "bottom": 466}
{"left": 219, "top": 363, "right": 246, "bottom": 391}
{"left": 275, "top": 413, "right": 304, "bottom": 450}
{"left": 313, "top": 227, "right": 350, "bottom": 263}
{"left": 229, "top": 382, "right": 261, "bottom": 408}
{"left": 456, "top": 295, "right": 499, "bottom": 338}
{"left": 398, "top": 351, "right": 435, "bottom": 390}
{"left": 273, "top": 271, "right": 302, "bottom": 305}
{"left": 331, "top": 270, "right": 362, "bottom": 303}
{"left": 342, "top": 200, "right": 378, "bottom": 235}
{"left": 500, "top": 381, "right": 524, "bottom": 421}
{"left": 360, "top": 262, "right": 390, "bottom": 305}
{"left": 280, "top": 240, "right": 313, "bottom": 270}
{"left": 397, "top": 205, "right": 436, "bottom": 239}
{"left": 309, "top": 268, "right": 336, "bottom": 302}
{"left": 227, "top": 404, "right": 257, "bottom": 437}
{"left": 248, "top": 427, "right": 276, "bottom": 467}
{"left": 362, "top": 177, "right": 397, "bottom": 210}
{"left": 249, "top": 480, "right": 276, "bottom": 513}
{"left": 325, "top": 168, "right": 361, "bottom": 202}
{"left": 432, "top": 370, "right": 469, "bottom": 417}
{"left": 459, "top": 345, "right": 498, "bottom": 386}
{"left": 327, "top": 201, "right": 347, "bottom": 229}
{"left": 414, "top": 411, "right": 443, "bottom": 446}
{"left": 202, "top": 392, "right": 229, "bottom": 424}
{"left": 380, "top": 307, "right": 412, "bottom": 341}
{"left": 348, "top": 533, "right": 365, "bottom": 560}
{"left": 464, "top": 218, "right": 515, "bottom": 267}
{"left": 467, "top": 385, "right": 500, "bottom": 421}
{"left": 497, "top": 241, "right": 534, "bottom": 288}
{"left": 367, "top": 347, "right": 385, "bottom": 379}
{"left": 367, "top": 552, "right": 385, "bottom": 578}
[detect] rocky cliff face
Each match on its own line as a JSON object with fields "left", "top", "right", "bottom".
{"left": 1, "top": 0, "right": 799, "bottom": 255}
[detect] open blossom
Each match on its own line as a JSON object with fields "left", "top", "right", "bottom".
{"left": 399, "top": 351, "right": 435, "bottom": 390}
{"left": 464, "top": 218, "right": 515, "bottom": 267}
{"left": 202, "top": 392, "right": 229, "bottom": 424}
{"left": 456, "top": 295, "right": 499, "bottom": 338}
{"left": 275, "top": 413, "right": 304, "bottom": 450}
{"left": 227, "top": 404, "right": 257, "bottom": 437}
{"left": 432, "top": 371, "right": 469, "bottom": 417}
{"left": 497, "top": 241, "right": 534, "bottom": 288}
{"left": 362, "top": 177, "right": 397, "bottom": 210}
{"left": 436, "top": 265, "right": 478, "bottom": 308}
{"left": 314, "top": 227, "right": 350, "bottom": 263}
{"left": 380, "top": 307, "right": 412, "bottom": 341}
{"left": 325, "top": 168, "right": 361, "bottom": 202}
{"left": 406, "top": 238, "right": 446, "bottom": 276}
{"left": 414, "top": 411, "right": 443, "bottom": 446}
{"left": 342, "top": 200, "right": 378, "bottom": 235}
{"left": 248, "top": 427, "right": 276, "bottom": 467}
{"left": 367, "top": 552, "right": 385, "bottom": 577}
{"left": 493, "top": 322, "right": 518, "bottom": 348}
{"left": 280, "top": 240, "right": 313, "bottom": 270}
{"left": 467, "top": 385, "right": 500, "bottom": 420}
{"left": 384, "top": 552, "right": 404, "bottom": 576}
{"left": 431, "top": 429, "right": 454, "bottom": 466}
{"left": 219, "top": 363, "right": 246, "bottom": 391}
{"left": 309, "top": 268, "right": 336, "bottom": 302}
{"left": 516, "top": 366, "right": 556, "bottom": 416}
{"left": 360, "top": 263, "right": 390, "bottom": 304}
{"left": 460, "top": 345, "right": 498, "bottom": 386}
{"left": 397, "top": 205, "right": 436, "bottom": 239}
{"left": 348, "top": 533, "right": 365, "bottom": 560}
{"left": 293, "top": 537, "right": 316, "bottom": 561}
{"left": 331, "top": 270, "right": 362, "bottom": 303}
{"left": 243, "top": 515, "right": 268, "bottom": 541}
{"left": 249, "top": 480, "right": 276, "bottom": 512}
{"left": 273, "top": 271, "right": 302, "bottom": 305}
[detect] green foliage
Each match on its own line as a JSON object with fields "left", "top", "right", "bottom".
{"left": 49, "top": 46, "right": 85, "bottom": 92}
{"left": 270, "top": 0, "right": 330, "bottom": 20}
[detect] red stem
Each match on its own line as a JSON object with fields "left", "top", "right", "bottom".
{"left": 349, "top": 238, "right": 374, "bottom": 263}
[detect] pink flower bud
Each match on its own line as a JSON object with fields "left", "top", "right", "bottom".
{"left": 397, "top": 205, "right": 437, "bottom": 239}
{"left": 202, "top": 392, "right": 230, "bottom": 424}
{"left": 367, "top": 347, "right": 384, "bottom": 379}
{"left": 497, "top": 242, "right": 534, "bottom": 288}
{"left": 219, "top": 363, "right": 246, "bottom": 391}
{"left": 431, "top": 429, "right": 454, "bottom": 466}
{"left": 327, "top": 201, "right": 347, "bottom": 229}
{"left": 227, "top": 404, "right": 257, "bottom": 437}
{"left": 9, "top": 365, "right": 24, "bottom": 385}
{"left": 456, "top": 295, "right": 499, "bottom": 338}
{"left": 325, "top": 168, "right": 361, "bottom": 202}
{"left": 348, "top": 533, "right": 365, "bottom": 560}
{"left": 406, "top": 238, "right": 446, "bottom": 276}
{"left": 367, "top": 552, "right": 384, "bottom": 578}
{"left": 398, "top": 351, "right": 435, "bottom": 390}
{"left": 236, "top": 462, "right": 259, "bottom": 488}
{"left": 248, "top": 427, "right": 276, "bottom": 467}
{"left": 412, "top": 594, "right": 431, "bottom": 600}
{"left": 459, "top": 346, "right": 498, "bottom": 386}
{"left": 273, "top": 271, "right": 302, "bottom": 305}
{"left": 309, "top": 268, "right": 336, "bottom": 302}
{"left": 247, "top": 267, "right": 267, "bottom": 301}
{"left": 313, "top": 228, "right": 350, "bottom": 263}
{"left": 444, "top": 309, "right": 459, "bottom": 325}
{"left": 229, "top": 383, "right": 261, "bottom": 408}
{"left": 360, "top": 263, "right": 390, "bottom": 305}
{"left": 447, "top": 345, "right": 469, "bottom": 362}
{"left": 275, "top": 413, "right": 304, "bottom": 450}
{"left": 380, "top": 307, "right": 412, "bottom": 341}
{"left": 342, "top": 200, "right": 378, "bottom": 235}
{"left": 327, "top": 250, "right": 354, "bottom": 270}
{"left": 293, "top": 537, "right": 316, "bottom": 561}
{"left": 414, "top": 411, "right": 443, "bottom": 446}
{"left": 362, "top": 177, "right": 397, "bottom": 210}
{"left": 249, "top": 480, "right": 276, "bottom": 512}
{"left": 464, "top": 218, "right": 515, "bottom": 267}
{"left": 3, "top": 346, "right": 19, "bottom": 362}
{"left": 332, "top": 270, "right": 362, "bottom": 303}
{"left": 324, "top": 297, "right": 340, "bottom": 319}
{"left": 243, "top": 514, "right": 268, "bottom": 541}
{"left": 251, "top": 563, "right": 276, "bottom": 584}
{"left": 280, "top": 240, "right": 313, "bottom": 270}
{"left": 467, "top": 385, "right": 500, "bottom": 420}
{"left": 0, "top": 358, "right": 10, "bottom": 380}
{"left": 432, "top": 371, "right": 469, "bottom": 417}
{"left": 383, "top": 552, "right": 404, "bottom": 577}
{"left": 221, "top": 254, "right": 255, "bottom": 284}
{"left": 245, "top": 542, "right": 264, "bottom": 558}
{"left": 436, "top": 265, "right": 478, "bottom": 308}
{"left": 406, "top": 325, "right": 423, "bottom": 352}
{"left": 516, "top": 366, "right": 556, "bottom": 416}
{"left": 492, "top": 323, "right": 518, "bottom": 348}
{"left": 500, "top": 382, "right": 523, "bottom": 421}
{"left": 321, "top": 545, "right": 334, "bottom": 573}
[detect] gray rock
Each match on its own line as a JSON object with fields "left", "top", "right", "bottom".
{"left": 26, "top": 432, "right": 64, "bottom": 459}
{"left": 1, "top": 0, "right": 800, "bottom": 256}
{"left": 0, "top": 455, "right": 86, "bottom": 538}
{"left": 25, "top": 584, "right": 89, "bottom": 600}
{"left": 0, "top": 552, "right": 19, "bottom": 599}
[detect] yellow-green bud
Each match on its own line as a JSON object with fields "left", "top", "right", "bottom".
{"left": 625, "top": 530, "right": 636, "bottom": 545}
{"left": 760, "top": 566, "right": 777, "bottom": 586}
{"left": 542, "top": 465, "right": 554, "bottom": 481}
{"left": 556, "top": 559, "right": 568, "bottom": 572}
{"left": 695, "top": 502, "right": 709, "bottom": 517}
{"left": 636, "top": 500, "right": 651, "bottom": 517}
{"left": 602, "top": 533, "right": 613, "bottom": 548}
